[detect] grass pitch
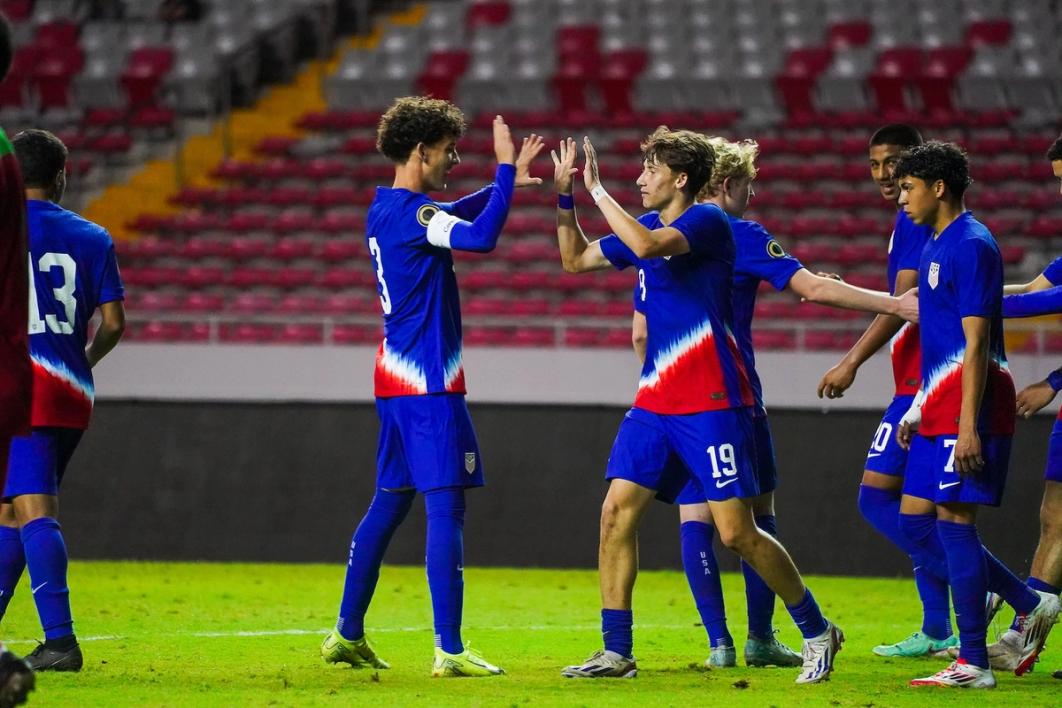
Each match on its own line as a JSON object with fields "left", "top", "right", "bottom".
{"left": 1, "top": 562, "right": 1059, "bottom": 706}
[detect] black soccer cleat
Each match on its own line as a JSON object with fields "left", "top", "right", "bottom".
{"left": 0, "top": 647, "right": 35, "bottom": 708}
{"left": 24, "top": 641, "right": 82, "bottom": 672}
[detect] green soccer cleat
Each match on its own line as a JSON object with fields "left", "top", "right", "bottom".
{"left": 431, "top": 644, "right": 505, "bottom": 677}
{"left": 872, "top": 631, "right": 958, "bottom": 658}
{"left": 320, "top": 630, "right": 389, "bottom": 669}
{"left": 745, "top": 633, "right": 803, "bottom": 667}
{"left": 705, "top": 644, "right": 736, "bottom": 668}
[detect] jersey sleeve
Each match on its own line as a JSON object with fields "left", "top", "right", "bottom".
{"left": 669, "top": 203, "right": 732, "bottom": 258}
{"left": 97, "top": 237, "right": 124, "bottom": 305}
{"left": 424, "top": 164, "right": 515, "bottom": 253}
{"left": 1042, "top": 256, "right": 1062, "bottom": 286}
{"left": 437, "top": 185, "right": 493, "bottom": 221}
{"left": 955, "top": 237, "right": 1003, "bottom": 319}
{"left": 599, "top": 234, "right": 637, "bottom": 270}
{"left": 1002, "top": 284, "right": 1062, "bottom": 319}
{"left": 738, "top": 222, "right": 803, "bottom": 291}
{"left": 893, "top": 217, "right": 928, "bottom": 273}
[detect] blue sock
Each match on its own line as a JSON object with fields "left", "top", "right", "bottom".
{"left": 0, "top": 525, "right": 25, "bottom": 620}
{"left": 937, "top": 520, "right": 989, "bottom": 668}
{"left": 983, "top": 547, "right": 1039, "bottom": 615}
{"left": 602, "top": 608, "right": 634, "bottom": 658}
{"left": 785, "top": 588, "right": 828, "bottom": 639}
{"left": 897, "top": 513, "right": 953, "bottom": 639}
{"left": 865, "top": 489, "right": 949, "bottom": 581}
{"left": 680, "top": 521, "right": 731, "bottom": 647}
{"left": 1011, "top": 577, "right": 1061, "bottom": 630}
{"left": 21, "top": 517, "right": 72, "bottom": 640}
{"left": 336, "top": 489, "right": 415, "bottom": 641}
{"left": 425, "top": 488, "right": 466, "bottom": 655}
{"left": 742, "top": 515, "right": 778, "bottom": 641}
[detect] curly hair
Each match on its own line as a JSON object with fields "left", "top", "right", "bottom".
{"left": 376, "top": 96, "right": 466, "bottom": 163}
{"left": 1047, "top": 133, "right": 1062, "bottom": 162}
{"left": 869, "top": 123, "right": 923, "bottom": 149}
{"left": 698, "top": 137, "right": 759, "bottom": 200}
{"left": 894, "top": 140, "right": 972, "bottom": 199}
{"left": 640, "top": 127, "right": 715, "bottom": 198}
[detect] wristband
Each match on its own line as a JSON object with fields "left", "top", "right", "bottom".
{"left": 590, "top": 184, "right": 608, "bottom": 204}
{"left": 558, "top": 193, "right": 574, "bottom": 210}
{"left": 1048, "top": 370, "right": 1062, "bottom": 392}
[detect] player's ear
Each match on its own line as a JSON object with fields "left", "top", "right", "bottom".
{"left": 932, "top": 178, "right": 946, "bottom": 198}
{"left": 415, "top": 142, "right": 429, "bottom": 165}
{"left": 674, "top": 171, "right": 688, "bottom": 191}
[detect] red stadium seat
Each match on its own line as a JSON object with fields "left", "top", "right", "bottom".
{"left": 332, "top": 324, "right": 382, "bottom": 345}
{"left": 466, "top": 1, "right": 511, "bottom": 29}
{"left": 868, "top": 48, "right": 922, "bottom": 115}
{"left": 827, "top": 21, "right": 872, "bottom": 49}
{"left": 277, "top": 323, "right": 324, "bottom": 345}
{"left": 752, "top": 330, "right": 797, "bottom": 350}
{"left": 417, "top": 51, "right": 469, "bottom": 102}
{"left": 220, "top": 323, "right": 278, "bottom": 344}
{"left": 965, "top": 20, "right": 1012, "bottom": 47}
{"left": 511, "top": 327, "right": 555, "bottom": 347}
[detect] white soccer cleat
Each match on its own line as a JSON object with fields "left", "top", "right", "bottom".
{"left": 795, "top": 622, "right": 843, "bottom": 684}
{"left": 561, "top": 650, "right": 637, "bottom": 678}
{"left": 1014, "top": 591, "right": 1061, "bottom": 676}
{"left": 986, "top": 629, "right": 1022, "bottom": 672}
{"left": 910, "top": 659, "right": 996, "bottom": 688}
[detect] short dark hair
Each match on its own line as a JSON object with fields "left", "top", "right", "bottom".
{"left": 12, "top": 129, "right": 68, "bottom": 188}
{"left": 1047, "top": 134, "right": 1062, "bottom": 162}
{"left": 376, "top": 96, "right": 466, "bottom": 163}
{"left": 641, "top": 127, "right": 714, "bottom": 198}
{"left": 0, "top": 12, "right": 12, "bottom": 82}
{"left": 894, "top": 140, "right": 972, "bottom": 199}
{"left": 869, "top": 123, "right": 923, "bottom": 149}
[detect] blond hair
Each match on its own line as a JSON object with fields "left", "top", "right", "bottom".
{"left": 698, "top": 137, "right": 759, "bottom": 200}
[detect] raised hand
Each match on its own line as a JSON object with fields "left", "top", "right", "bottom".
{"left": 514, "top": 134, "right": 545, "bottom": 188}
{"left": 551, "top": 137, "right": 579, "bottom": 194}
{"left": 493, "top": 115, "right": 515, "bottom": 165}
{"left": 582, "top": 136, "right": 601, "bottom": 192}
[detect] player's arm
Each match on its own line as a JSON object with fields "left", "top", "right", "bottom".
{"left": 632, "top": 310, "right": 647, "bottom": 364}
{"left": 1016, "top": 368, "right": 1062, "bottom": 419}
{"left": 1002, "top": 283, "right": 1062, "bottom": 318}
{"left": 552, "top": 138, "right": 612, "bottom": 272}
{"left": 1003, "top": 273, "right": 1051, "bottom": 295}
{"left": 581, "top": 138, "right": 690, "bottom": 259}
{"left": 817, "top": 268, "right": 918, "bottom": 398}
{"left": 86, "top": 300, "right": 125, "bottom": 368}
{"left": 437, "top": 136, "right": 545, "bottom": 219}
{"left": 954, "top": 315, "right": 990, "bottom": 475}
{"left": 786, "top": 268, "right": 918, "bottom": 322}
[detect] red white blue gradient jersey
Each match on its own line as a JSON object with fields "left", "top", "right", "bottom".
{"left": 917, "top": 212, "right": 1015, "bottom": 437}
{"left": 26, "top": 200, "right": 124, "bottom": 429}
{"left": 603, "top": 203, "right": 755, "bottom": 415}
{"left": 887, "top": 210, "right": 931, "bottom": 396}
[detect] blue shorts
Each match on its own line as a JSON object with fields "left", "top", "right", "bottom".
{"left": 1045, "top": 418, "right": 1062, "bottom": 483}
{"left": 606, "top": 406, "right": 759, "bottom": 504}
{"left": 4, "top": 427, "right": 84, "bottom": 498}
{"left": 375, "top": 394, "right": 484, "bottom": 493}
{"left": 675, "top": 413, "right": 777, "bottom": 504}
{"left": 903, "top": 433, "right": 1011, "bottom": 507}
{"left": 864, "top": 395, "right": 914, "bottom": 476}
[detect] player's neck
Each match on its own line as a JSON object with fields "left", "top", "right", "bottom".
{"left": 391, "top": 161, "right": 426, "bottom": 194}
{"left": 658, "top": 195, "right": 695, "bottom": 225}
{"left": 24, "top": 188, "right": 52, "bottom": 202}
{"left": 931, "top": 200, "right": 966, "bottom": 237}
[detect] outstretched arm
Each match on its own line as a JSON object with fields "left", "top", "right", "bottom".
{"left": 438, "top": 135, "right": 545, "bottom": 219}
{"left": 1003, "top": 284, "right": 1062, "bottom": 318}
{"left": 553, "top": 138, "right": 612, "bottom": 272}
{"left": 787, "top": 269, "right": 917, "bottom": 322}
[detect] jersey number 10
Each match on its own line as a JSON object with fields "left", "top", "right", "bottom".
{"left": 27, "top": 252, "right": 77, "bottom": 335}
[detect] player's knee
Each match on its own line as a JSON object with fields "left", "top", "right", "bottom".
{"left": 716, "top": 523, "right": 755, "bottom": 555}
{"left": 600, "top": 498, "right": 635, "bottom": 539}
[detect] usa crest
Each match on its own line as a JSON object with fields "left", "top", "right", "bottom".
{"left": 416, "top": 204, "right": 439, "bottom": 227}
{"left": 464, "top": 452, "right": 476, "bottom": 474}
{"left": 928, "top": 262, "right": 940, "bottom": 289}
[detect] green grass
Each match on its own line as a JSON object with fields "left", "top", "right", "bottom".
{"left": 2, "top": 562, "right": 1058, "bottom": 706}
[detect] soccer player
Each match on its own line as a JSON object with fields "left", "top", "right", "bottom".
{"left": 890, "top": 141, "right": 1060, "bottom": 688}
{"left": 0, "top": 11, "right": 38, "bottom": 705}
{"left": 553, "top": 130, "right": 842, "bottom": 684}
{"left": 817, "top": 125, "right": 962, "bottom": 658}
{"left": 633, "top": 137, "right": 918, "bottom": 669}
{"left": 0, "top": 129, "right": 126, "bottom": 672}
{"left": 320, "top": 97, "right": 543, "bottom": 678}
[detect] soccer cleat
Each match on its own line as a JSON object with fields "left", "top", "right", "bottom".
{"left": 705, "top": 644, "right": 736, "bottom": 668}
{"left": 910, "top": 658, "right": 996, "bottom": 688}
{"left": 320, "top": 630, "right": 389, "bottom": 669}
{"left": 795, "top": 622, "right": 843, "bottom": 684}
{"left": 24, "top": 641, "right": 82, "bottom": 672}
{"left": 561, "top": 650, "right": 637, "bottom": 678}
{"left": 985, "top": 592, "right": 1004, "bottom": 625}
{"left": 0, "top": 647, "right": 34, "bottom": 708}
{"left": 432, "top": 644, "right": 504, "bottom": 677}
{"left": 986, "top": 629, "right": 1022, "bottom": 672}
{"left": 1014, "top": 591, "right": 1061, "bottom": 676}
{"left": 872, "top": 631, "right": 959, "bottom": 658}
{"left": 744, "top": 633, "right": 802, "bottom": 667}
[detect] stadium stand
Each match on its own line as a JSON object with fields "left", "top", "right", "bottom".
{"left": 8, "top": 0, "right": 1059, "bottom": 350}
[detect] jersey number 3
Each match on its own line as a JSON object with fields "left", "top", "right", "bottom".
{"left": 28, "top": 252, "right": 77, "bottom": 335}
{"left": 367, "top": 237, "right": 392, "bottom": 315}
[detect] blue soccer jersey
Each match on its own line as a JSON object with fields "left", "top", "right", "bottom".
{"left": 26, "top": 200, "right": 124, "bottom": 429}
{"left": 887, "top": 210, "right": 932, "bottom": 396}
{"left": 1042, "top": 255, "right": 1062, "bottom": 285}
{"left": 603, "top": 203, "right": 754, "bottom": 415}
{"left": 917, "top": 212, "right": 1014, "bottom": 437}
{"left": 367, "top": 166, "right": 514, "bottom": 397}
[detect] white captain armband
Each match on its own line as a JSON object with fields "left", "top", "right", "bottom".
{"left": 426, "top": 210, "right": 465, "bottom": 249}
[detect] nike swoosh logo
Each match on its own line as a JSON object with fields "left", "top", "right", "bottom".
{"left": 31, "top": 582, "right": 47, "bottom": 594}
{"left": 867, "top": 452, "right": 882, "bottom": 458}
{"left": 716, "top": 478, "right": 739, "bottom": 489}
{"left": 939, "top": 481, "right": 961, "bottom": 489}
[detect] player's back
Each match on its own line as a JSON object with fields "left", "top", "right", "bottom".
{"left": 366, "top": 187, "right": 465, "bottom": 397}
{"left": 0, "top": 127, "right": 31, "bottom": 436}
{"left": 26, "top": 199, "right": 123, "bottom": 428}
